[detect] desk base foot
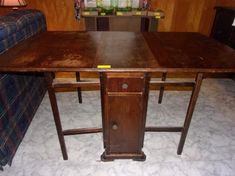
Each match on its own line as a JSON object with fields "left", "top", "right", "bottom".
{"left": 100, "top": 151, "right": 146, "bottom": 162}
{"left": 101, "top": 152, "right": 114, "bottom": 162}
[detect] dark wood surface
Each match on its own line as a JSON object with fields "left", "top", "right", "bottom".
{"left": 0, "top": 32, "right": 155, "bottom": 72}
{"left": 100, "top": 72, "right": 150, "bottom": 161}
{"left": 1, "top": 31, "right": 235, "bottom": 160}
{"left": 143, "top": 32, "right": 235, "bottom": 73}
{"left": 0, "top": 31, "right": 235, "bottom": 73}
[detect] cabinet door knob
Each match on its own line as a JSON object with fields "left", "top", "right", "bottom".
{"left": 112, "top": 123, "right": 118, "bottom": 130}
{"left": 122, "top": 83, "right": 128, "bottom": 89}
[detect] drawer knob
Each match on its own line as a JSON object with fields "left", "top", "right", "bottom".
{"left": 122, "top": 83, "right": 128, "bottom": 89}
{"left": 112, "top": 124, "right": 118, "bottom": 130}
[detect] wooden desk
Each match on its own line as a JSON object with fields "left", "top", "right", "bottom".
{"left": 0, "top": 32, "right": 235, "bottom": 161}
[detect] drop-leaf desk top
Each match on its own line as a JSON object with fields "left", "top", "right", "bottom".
{"left": 0, "top": 31, "right": 235, "bottom": 73}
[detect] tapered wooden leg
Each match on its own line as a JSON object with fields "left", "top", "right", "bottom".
{"left": 158, "top": 72, "right": 167, "bottom": 104}
{"left": 99, "top": 73, "right": 106, "bottom": 149}
{"left": 76, "top": 72, "right": 82, "bottom": 103}
{"left": 177, "top": 73, "right": 204, "bottom": 155}
{"left": 44, "top": 72, "right": 68, "bottom": 160}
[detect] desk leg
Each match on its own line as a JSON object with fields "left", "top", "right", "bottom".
{"left": 76, "top": 72, "right": 82, "bottom": 103}
{"left": 177, "top": 73, "right": 204, "bottom": 154}
{"left": 158, "top": 72, "right": 167, "bottom": 104}
{"left": 44, "top": 72, "right": 68, "bottom": 160}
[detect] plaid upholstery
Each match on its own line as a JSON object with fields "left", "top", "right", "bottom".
{"left": 0, "top": 10, "right": 47, "bottom": 170}
{"left": 0, "top": 9, "right": 46, "bottom": 54}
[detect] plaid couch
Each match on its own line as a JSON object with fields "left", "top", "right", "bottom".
{"left": 0, "top": 9, "right": 47, "bottom": 170}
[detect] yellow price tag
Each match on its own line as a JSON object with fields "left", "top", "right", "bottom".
{"left": 116, "top": 12, "right": 123, "bottom": 16}
{"left": 154, "top": 12, "right": 160, "bottom": 16}
{"left": 97, "top": 65, "right": 111, "bottom": 69}
{"left": 136, "top": 11, "right": 142, "bottom": 15}
{"left": 155, "top": 15, "right": 161, "bottom": 19}
{"left": 100, "top": 12, "right": 106, "bottom": 16}
{"left": 83, "top": 12, "right": 90, "bottom": 15}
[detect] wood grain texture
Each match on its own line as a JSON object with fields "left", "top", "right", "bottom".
{"left": 0, "top": 7, "right": 27, "bottom": 15}
{"left": 100, "top": 72, "right": 149, "bottom": 161}
{"left": 216, "top": 0, "right": 235, "bottom": 6}
{"left": 1, "top": 1, "right": 234, "bottom": 35}
{"left": 151, "top": 0, "right": 217, "bottom": 35}
{"left": 0, "top": 8, "right": 12, "bottom": 15}
{"left": 172, "top": 0, "right": 206, "bottom": 32}
{"left": 198, "top": 0, "right": 217, "bottom": 35}
{"left": 1, "top": 31, "right": 235, "bottom": 73}
{"left": 26, "top": 0, "right": 85, "bottom": 31}
{"left": 151, "top": 0, "right": 176, "bottom": 32}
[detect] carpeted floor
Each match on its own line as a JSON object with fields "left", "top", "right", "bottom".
{"left": 2, "top": 79, "right": 235, "bottom": 176}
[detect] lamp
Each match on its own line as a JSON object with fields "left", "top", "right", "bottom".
{"left": 0, "top": 0, "right": 27, "bottom": 10}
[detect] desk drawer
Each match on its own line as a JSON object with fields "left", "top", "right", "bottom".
{"left": 107, "top": 74, "right": 144, "bottom": 92}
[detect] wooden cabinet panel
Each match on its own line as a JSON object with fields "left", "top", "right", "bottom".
{"left": 108, "top": 95, "right": 143, "bottom": 154}
{"left": 107, "top": 77, "right": 144, "bottom": 92}
{"left": 100, "top": 72, "right": 150, "bottom": 161}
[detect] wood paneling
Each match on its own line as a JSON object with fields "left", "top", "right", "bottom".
{"left": 152, "top": 0, "right": 217, "bottom": 35}
{"left": 0, "top": 8, "right": 11, "bottom": 15}
{"left": 1, "top": 0, "right": 234, "bottom": 34}
{"left": 151, "top": 0, "right": 176, "bottom": 32}
{"left": 0, "top": 7, "right": 28, "bottom": 15}
{"left": 198, "top": 0, "right": 217, "bottom": 35}
{"left": 216, "top": 0, "right": 235, "bottom": 6}
{"left": 26, "top": 0, "right": 85, "bottom": 31}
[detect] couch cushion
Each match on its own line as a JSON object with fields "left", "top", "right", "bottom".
{"left": 0, "top": 18, "right": 46, "bottom": 54}
{"left": 0, "top": 9, "right": 47, "bottom": 170}
{"left": 0, "top": 73, "right": 46, "bottom": 168}
{"left": 0, "top": 9, "right": 45, "bottom": 40}
{"left": 0, "top": 9, "right": 46, "bottom": 54}
{"left": 0, "top": 18, "right": 17, "bottom": 40}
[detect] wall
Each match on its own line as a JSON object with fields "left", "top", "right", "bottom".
{"left": 153, "top": 0, "right": 217, "bottom": 35}
{"left": 1, "top": 0, "right": 235, "bottom": 35}
{"left": 28, "top": 0, "right": 216, "bottom": 34}
{"left": 26, "top": 0, "right": 218, "bottom": 35}
{"left": 216, "top": 0, "right": 235, "bottom": 6}
{"left": 0, "top": 8, "right": 10, "bottom": 15}
{"left": 26, "top": 0, "right": 85, "bottom": 31}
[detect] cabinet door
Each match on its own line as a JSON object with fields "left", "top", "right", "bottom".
{"left": 107, "top": 94, "right": 143, "bottom": 153}
{"left": 100, "top": 72, "right": 149, "bottom": 160}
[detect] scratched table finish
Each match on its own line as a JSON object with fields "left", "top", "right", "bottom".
{"left": 0, "top": 32, "right": 234, "bottom": 161}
